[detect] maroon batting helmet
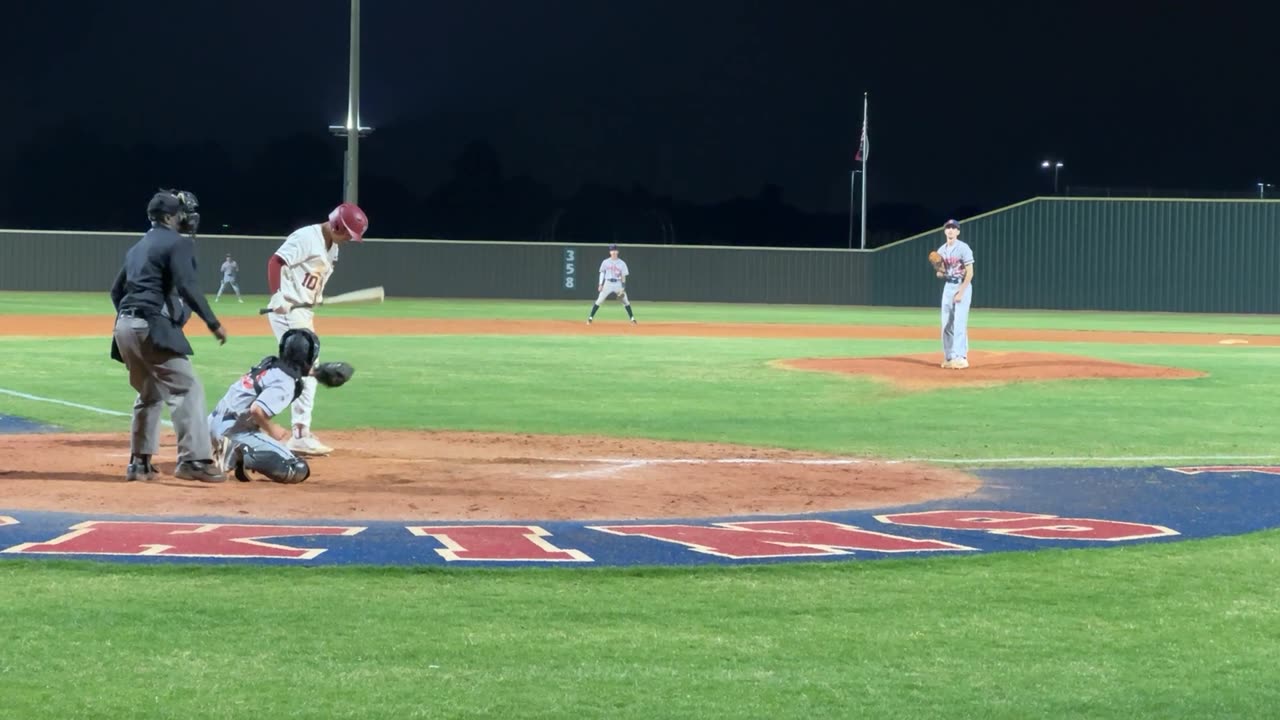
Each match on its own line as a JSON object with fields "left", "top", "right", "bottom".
{"left": 329, "top": 202, "right": 368, "bottom": 242}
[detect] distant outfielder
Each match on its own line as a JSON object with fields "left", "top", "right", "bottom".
{"left": 207, "top": 328, "right": 355, "bottom": 484}
{"left": 265, "top": 201, "right": 369, "bottom": 455}
{"left": 215, "top": 253, "right": 242, "bottom": 303}
{"left": 586, "top": 243, "right": 637, "bottom": 325}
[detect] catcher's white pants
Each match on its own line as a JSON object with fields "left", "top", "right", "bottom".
{"left": 595, "top": 281, "right": 631, "bottom": 306}
{"left": 267, "top": 312, "right": 319, "bottom": 430}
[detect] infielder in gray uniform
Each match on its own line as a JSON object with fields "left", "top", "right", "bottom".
{"left": 215, "top": 254, "right": 242, "bottom": 303}
{"left": 586, "top": 243, "right": 637, "bottom": 325}
{"left": 207, "top": 329, "right": 320, "bottom": 483}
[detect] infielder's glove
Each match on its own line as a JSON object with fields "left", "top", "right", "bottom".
{"left": 313, "top": 361, "right": 355, "bottom": 387}
{"left": 928, "top": 250, "right": 944, "bottom": 275}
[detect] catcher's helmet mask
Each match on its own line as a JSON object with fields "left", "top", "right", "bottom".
{"left": 147, "top": 188, "right": 201, "bottom": 236}
{"left": 278, "top": 328, "right": 321, "bottom": 376}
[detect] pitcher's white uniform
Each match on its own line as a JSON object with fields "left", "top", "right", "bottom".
{"left": 266, "top": 224, "right": 338, "bottom": 438}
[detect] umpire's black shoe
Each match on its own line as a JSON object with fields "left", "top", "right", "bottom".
{"left": 125, "top": 462, "right": 159, "bottom": 482}
{"left": 175, "top": 460, "right": 226, "bottom": 483}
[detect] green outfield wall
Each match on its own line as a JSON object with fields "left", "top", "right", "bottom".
{"left": 2, "top": 197, "right": 1276, "bottom": 312}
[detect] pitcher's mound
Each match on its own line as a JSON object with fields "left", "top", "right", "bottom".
{"left": 778, "top": 351, "right": 1205, "bottom": 390}
{"left": 0, "top": 430, "right": 979, "bottom": 521}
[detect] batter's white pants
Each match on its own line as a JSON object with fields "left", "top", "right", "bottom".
{"left": 267, "top": 312, "right": 318, "bottom": 430}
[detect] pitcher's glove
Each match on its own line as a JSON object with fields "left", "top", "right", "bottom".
{"left": 928, "top": 250, "right": 945, "bottom": 276}
{"left": 313, "top": 361, "right": 355, "bottom": 388}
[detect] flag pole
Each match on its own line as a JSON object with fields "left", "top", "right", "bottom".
{"left": 847, "top": 170, "right": 856, "bottom": 249}
{"left": 859, "top": 92, "right": 869, "bottom": 250}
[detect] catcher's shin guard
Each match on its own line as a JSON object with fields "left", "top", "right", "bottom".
{"left": 239, "top": 445, "right": 311, "bottom": 484}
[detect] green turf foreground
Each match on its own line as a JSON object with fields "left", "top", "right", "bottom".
{"left": 3, "top": 294, "right": 1280, "bottom": 717}
{"left": 3, "top": 533, "right": 1279, "bottom": 719}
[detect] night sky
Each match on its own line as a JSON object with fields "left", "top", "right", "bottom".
{"left": 5, "top": 2, "right": 1274, "bottom": 244}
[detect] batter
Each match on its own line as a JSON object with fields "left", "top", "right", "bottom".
{"left": 266, "top": 201, "right": 368, "bottom": 455}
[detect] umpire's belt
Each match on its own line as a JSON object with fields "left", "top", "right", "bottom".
{"left": 117, "top": 307, "right": 147, "bottom": 318}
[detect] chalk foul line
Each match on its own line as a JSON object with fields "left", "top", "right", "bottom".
{"left": 0, "top": 387, "right": 172, "bottom": 427}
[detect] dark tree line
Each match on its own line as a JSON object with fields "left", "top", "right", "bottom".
{"left": 1, "top": 119, "right": 980, "bottom": 248}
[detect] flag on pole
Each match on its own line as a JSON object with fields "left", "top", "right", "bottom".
{"left": 855, "top": 95, "right": 869, "bottom": 163}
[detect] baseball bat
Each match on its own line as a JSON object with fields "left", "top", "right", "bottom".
{"left": 257, "top": 286, "right": 385, "bottom": 315}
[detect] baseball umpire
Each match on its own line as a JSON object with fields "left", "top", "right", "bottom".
{"left": 109, "top": 188, "right": 228, "bottom": 483}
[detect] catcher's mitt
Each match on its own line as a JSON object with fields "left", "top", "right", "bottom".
{"left": 313, "top": 361, "right": 355, "bottom": 388}
{"left": 928, "top": 250, "right": 944, "bottom": 274}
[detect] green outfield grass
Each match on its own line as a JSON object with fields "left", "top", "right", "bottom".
{"left": 4, "top": 290, "right": 1280, "bottom": 334}
{"left": 1, "top": 292, "right": 1279, "bottom": 718}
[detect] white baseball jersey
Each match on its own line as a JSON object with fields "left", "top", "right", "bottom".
{"left": 271, "top": 224, "right": 340, "bottom": 325}
{"left": 220, "top": 260, "right": 238, "bottom": 280}
{"left": 599, "top": 258, "right": 628, "bottom": 285}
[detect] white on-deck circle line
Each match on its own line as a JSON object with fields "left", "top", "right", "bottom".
{"left": 6, "top": 388, "right": 1280, "bottom": 466}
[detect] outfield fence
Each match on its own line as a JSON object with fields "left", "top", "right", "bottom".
{"left": 3, "top": 197, "right": 1278, "bottom": 312}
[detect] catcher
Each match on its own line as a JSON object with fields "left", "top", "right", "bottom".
{"left": 207, "top": 328, "right": 354, "bottom": 483}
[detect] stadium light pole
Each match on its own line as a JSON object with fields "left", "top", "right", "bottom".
{"left": 328, "top": 0, "right": 373, "bottom": 205}
{"left": 1041, "top": 159, "right": 1064, "bottom": 195}
{"left": 1258, "top": 182, "right": 1274, "bottom": 199}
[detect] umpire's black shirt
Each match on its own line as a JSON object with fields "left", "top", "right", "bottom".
{"left": 110, "top": 225, "right": 222, "bottom": 360}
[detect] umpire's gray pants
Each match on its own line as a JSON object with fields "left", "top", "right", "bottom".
{"left": 114, "top": 316, "right": 212, "bottom": 462}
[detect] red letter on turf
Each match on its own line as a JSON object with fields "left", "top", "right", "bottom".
{"left": 408, "top": 525, "right": 592, "bottom": 562}
{"left": 591, "top": 520, "right": 973, "bottom": 559}
{"left": 2, "top": 521, "right": 364, "bottom": 559}
{"left": 876, "top": 510, "right": 1178, "bottom": 541}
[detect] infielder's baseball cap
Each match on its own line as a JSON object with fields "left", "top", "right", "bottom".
{"left": 608, "top": 243, "right": 619, "bottom": 250}
{"left": 943, "top": 219, "right": 960, "bottom": 229}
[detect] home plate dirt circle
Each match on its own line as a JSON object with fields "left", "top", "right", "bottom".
{"left": 0, "top": 431, "right": 980, "bottom": 521}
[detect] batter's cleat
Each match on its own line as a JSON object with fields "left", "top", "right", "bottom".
{"left": 951, "top": 357, "right": 969, "bottom": 369}
{"left": 288, "top": 434, "right": 333, "bottom": 456}
{"left": 125, "top": 461, "right": 159, "bottom": 482}
{"left": 174, "top": 460, "right": 226, "bottom": 483}
{"left": 586, "top": 317, "right": 593, "bottom": 325}
{"left": 630, "top": 318, "right": 637, "bottom": 324}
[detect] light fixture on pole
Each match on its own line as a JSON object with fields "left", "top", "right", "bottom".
{"left": 1040, "top": 159, "right": 1064, "bottom": 195}
{"left": 1257, "top": 182, "right": 1274, "bottom": 199}
{"left": 327, "top": 0, "right": 373, "bottom": 205}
